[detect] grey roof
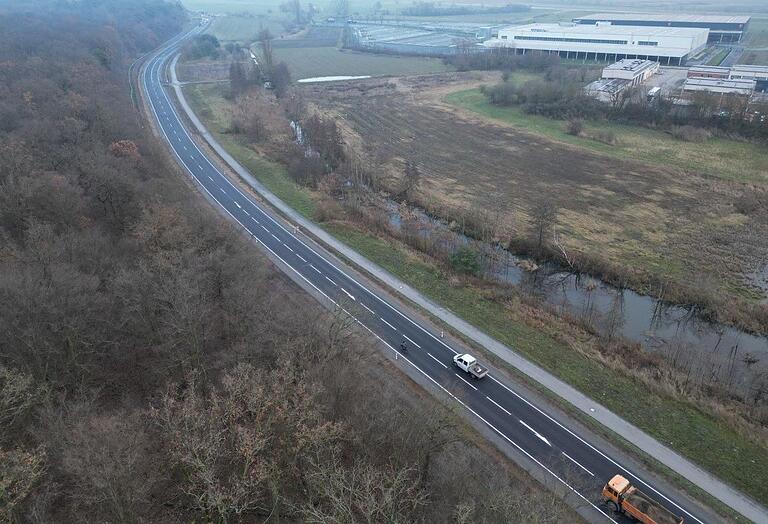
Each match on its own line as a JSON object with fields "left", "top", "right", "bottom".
{"left": 604, "top": 59, "right": 658, "bottom": 73}
{"left": 574, "top": 13, "right": 750, "bottom": 24}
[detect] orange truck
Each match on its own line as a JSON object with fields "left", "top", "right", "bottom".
{"left": 602, "top": 475, "right": 684, "bottom": 524}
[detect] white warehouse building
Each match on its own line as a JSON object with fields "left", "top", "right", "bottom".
{"left": 487, "top": 23, "right": 709, "bottom": 65}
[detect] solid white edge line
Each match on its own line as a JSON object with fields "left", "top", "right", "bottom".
{"left": 454, "top": 373, "right": 478, "bottom": 391}
{"left": 486, "top": 396, "right": 512, "bottom": 416}
{"left": 427, "top": 352, "right": 448, "bottom": 369}
{"left": 562, "top": 452, "right": 595, "bottom": 477}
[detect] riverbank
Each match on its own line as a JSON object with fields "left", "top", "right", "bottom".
{"left": 184, "top": 81, "right": 768, "bottom": 507}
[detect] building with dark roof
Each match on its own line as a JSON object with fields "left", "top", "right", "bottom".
{"left": 573, "top": 13, "right": 750, "bottom": 43}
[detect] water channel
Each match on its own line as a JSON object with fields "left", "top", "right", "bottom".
{"left": 386, "top": 202, "right": 767, "bottom": 398}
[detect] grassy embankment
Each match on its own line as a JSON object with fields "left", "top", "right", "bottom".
{"left": 445, "top": 86, "right": 768, "bottom": 186}
{"left": 184, "top": 82, "right": 768, "bottom": 507}
{"left": 707, "top": 48, "right": 731, "bottom": 66}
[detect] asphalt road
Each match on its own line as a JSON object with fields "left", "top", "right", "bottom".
{"left": 142, "top": 23, "right": 713, "bottom": 524}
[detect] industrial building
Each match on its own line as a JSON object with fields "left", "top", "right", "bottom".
{"left": 585, "top": 59, "right": 659, "bottom": 102}
{"left": 687, "top": 65, "right": 731, "bottom": 80}
{"left": 683, "top": 78, "right": 756, "bottom": 96}
{"left": 585, "top": 79, "right": 632, "bottom": 103}
{"left": 686, "top": 64, "right": 768, "bottom": 93}
{"left": 602, "top": 59, "right": 659, "bottom": 85}
{"left": 572, "top": 13, "right": 750, "bottom": 43}
{"left": 729, "top": 65, "right": 768, "bottom": 92}
{"left": 488, "top": 23, "right": 709, "bottom": 65}
{"left": 345, "top": 21, "right": 492, "bottom": 56}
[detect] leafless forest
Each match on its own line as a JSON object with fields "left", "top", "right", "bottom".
{"left": 0, "top": 1, "right": 578, "bottom": 522}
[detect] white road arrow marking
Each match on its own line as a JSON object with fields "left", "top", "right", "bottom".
{"left": 519, "top": 420, "right": 551, "bottom": 447}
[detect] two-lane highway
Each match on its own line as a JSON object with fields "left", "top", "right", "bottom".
{"left": 142, "top": 23, "right": 712, "bottom": 524}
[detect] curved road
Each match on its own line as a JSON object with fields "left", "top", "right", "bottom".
{"left": 142, "top": 23, "right": 720, "bottom": 524}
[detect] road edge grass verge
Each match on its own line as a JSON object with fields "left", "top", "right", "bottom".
{"left": 183, "top": 82, "right": 768, "bottom": 512}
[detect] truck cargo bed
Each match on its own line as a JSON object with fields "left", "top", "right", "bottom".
{"left": 625, "top": 490, "right": 681, "bottom": 524}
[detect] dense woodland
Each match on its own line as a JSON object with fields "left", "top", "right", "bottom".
{"left": 0, "top": 1, "right": 576, "bottom": 522}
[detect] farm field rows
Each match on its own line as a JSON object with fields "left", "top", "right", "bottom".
{"left": 304, "top": 74, "right": 768, "bottom": 305}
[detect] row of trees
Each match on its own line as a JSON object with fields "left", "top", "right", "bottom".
{"left": 476, "top": 50, "right": 768, "bottom": 140}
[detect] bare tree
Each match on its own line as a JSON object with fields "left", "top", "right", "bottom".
{"left": 530, "top": 200, "right": 557, "bottom": 252}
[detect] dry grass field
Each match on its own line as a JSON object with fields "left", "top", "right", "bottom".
{"left": 303, "top": 73, "right": 768, "bottom": 310}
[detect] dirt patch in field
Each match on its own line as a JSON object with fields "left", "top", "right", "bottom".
{"left": 301, "top": 72, "right": 768, "bottom": 307}
{"left": 176, "top": 60, "right": 231, "bottom": 82}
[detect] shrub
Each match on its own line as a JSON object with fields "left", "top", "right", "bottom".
{"left": 449, "top": 246, "right": 480, "bottom": 275}
{"left": 670, "top": 125, "right": 711, "bottom": 143}
{"left": 592, "top": 129, "right": 617, "bottom": 145}
{"left": 565, "top": 119, "right": 584, "bottom": 136}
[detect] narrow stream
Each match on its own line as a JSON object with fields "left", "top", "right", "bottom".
{"left": 386, "top": 202, "right": 767, "bottom": 398}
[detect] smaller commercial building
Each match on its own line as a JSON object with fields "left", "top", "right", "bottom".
{"left": 686, "top": 64, "right": 768, "bottom": 94}
{"left": 683, "top": 78, "right": 756, "bottom": 96}
{"left": 687, "top": 65, "right": 731, "bottom": 80}
{"left": 729, "top": 65, "right": 768, "bottom": 92}
{"left": 585, "top": 78, "right": 631, "bottom": 102}
{"left": 602, "top": 59, "right": 659, "bottom": 86}
{"left": 573, "top": 13, "right": 750, "bottom": 43}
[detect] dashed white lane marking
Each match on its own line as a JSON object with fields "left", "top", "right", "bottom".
{"left": 341, "top": 288, "right": 355, "bottom": 301}
{"left": 380, "top": 317, "right": 397, "bottom": 331}
{"left": 182, "top": 145, "right": 187, "bottom": 150}
{"left": 427, "top": 352, "right": 448, "bottom": 369}
{"left": 271, "top": 233, "right": 280, "bottom": 242}
{"left": 454, "top": 373, "right": 478, "bottom": 391}
{"left": 283, "top": 244, "right": 294, "bottom": 253}
{"left": 198, "top": 164, "right": 204, "bottom": 170}
{"left": 486, "top": 396, "right": 512, "bottom": 416}
{"left": 402, "top": 334, "right": 420, "bottom": 349}
{"left": 250, "top": 217, "right": 259, "bottom": 224}
{"left": 562, "top": 452, "right": 595, "bottom": 477}
{"left": 261, "top": 225, "right": 269, "bottom": 233}
{"left": 243, "top": 210, "right": 250, "bottom": 216}
{"left": 519, "top": 420, "right": 551, "bottom": 447}
{"left": 234, "top": 201, "right": 241, "bottom": 209}
{"left": 309, "top": 264, "right": 322, "bottom": 274}
{"left": 207, "top": 176, "right": 214, "bottom": 181}
{"left": 325, "top": 276, "right": 337, "bottom": 286}
{"left": 361, "top": 303, "right": 375, "bottom": 315}
{"left": 219, "top": 187, "right": 227, "bottom": 194}
{"left": 296, "top": 254, "right": 307, "bottom": 263}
